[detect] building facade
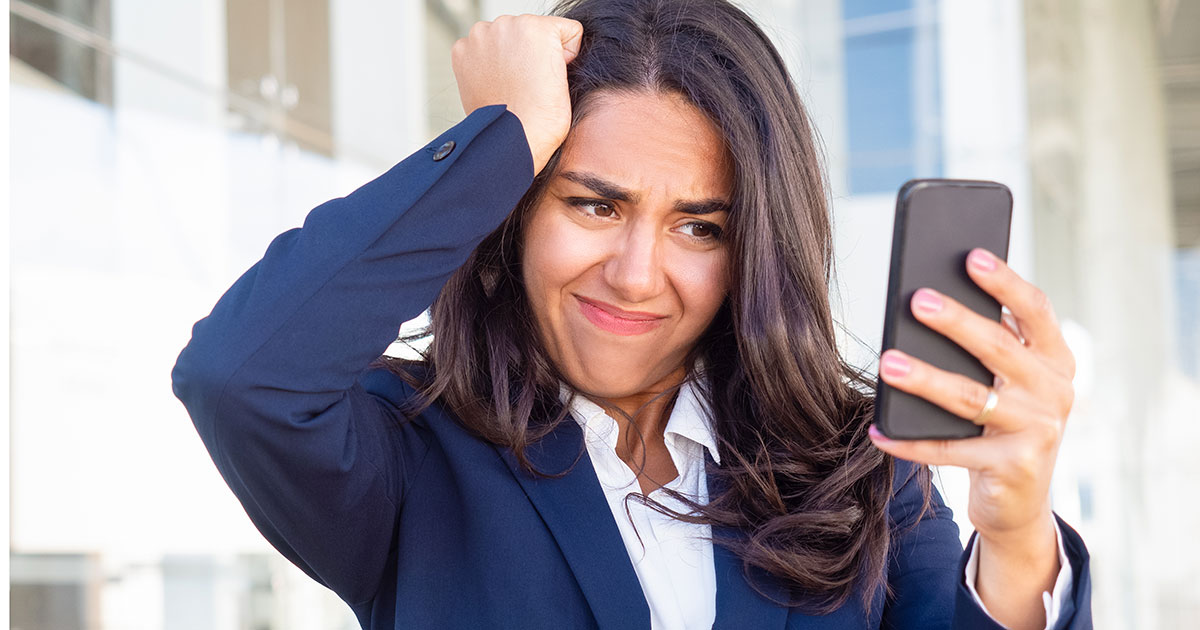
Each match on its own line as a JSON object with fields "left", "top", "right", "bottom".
{"left": 9, "top": 0, "right": 1199, "bottom": 627}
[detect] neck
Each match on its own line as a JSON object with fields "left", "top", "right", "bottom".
{"left": 587, "top": 365, "right": 686, "bottom": 446}
{"left": 579, "top": 366, "right": 688, "bottom": 492}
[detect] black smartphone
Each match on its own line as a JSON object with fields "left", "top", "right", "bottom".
{"left": 873, "top": 179, "right": 1013, "bottom": 440}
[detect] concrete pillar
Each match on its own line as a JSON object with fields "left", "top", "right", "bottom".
{"left": 762, "top": 0, "right": 848, "bottom": 198}
{"left": 329, "top": 0, "right": 427, "bottom": 165}
{"left": 1025, "top": 0, "right": 1181, "bottom": 627}
{"left": 939, "top": 0, "right": 1033, "bottom": 275}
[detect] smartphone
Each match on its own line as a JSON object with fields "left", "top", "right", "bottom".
{"left": 872, "top": 179, "right": 1013, "bottom": 440}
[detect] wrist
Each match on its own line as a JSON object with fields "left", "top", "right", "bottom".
{"left": 979, "top": 509, "right": 1057, "bottom": 560}
{"left": 502, "top": 105, "right": 567, "bottom": 177}
{"left": 527, "top": 134, "right": 564, "bottom": 176}
{"left": 976, "top": 511, "right": 1059, "bottom": 600}
{"left": 974, "top": 513, "right": 1059, "bottom": 629}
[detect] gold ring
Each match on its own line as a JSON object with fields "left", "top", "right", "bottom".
{"left": 973, "top": 388, "right": 999, "bottom": 424}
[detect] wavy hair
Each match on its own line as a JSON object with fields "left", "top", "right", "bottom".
{"left": 377, "top": 0, "right": 929, "bottom": 613}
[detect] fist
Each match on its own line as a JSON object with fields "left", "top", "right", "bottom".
{"left": 451, "top": 15, "right": 584, "bottom": 175}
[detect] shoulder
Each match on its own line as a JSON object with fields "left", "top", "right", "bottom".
{"left": 888, "top": 457, "right": 954, "bottom": 529}
{"left": 357, "top": 360, "right": 482, "bottom": 444}
{"left": 890, "top": 457, "right": 924, "bottom": 495}
{"left": 360, "top": 359, "right": 431, "bottom": 410}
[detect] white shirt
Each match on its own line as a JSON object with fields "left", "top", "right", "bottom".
{"left": 564, "top": 381, "right": 720, "bottom": 629}
{"left": 563, "top": 379, "right": 1075, "bottom": 629}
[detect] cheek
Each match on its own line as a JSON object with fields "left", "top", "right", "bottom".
{"left": 672, "top": 250, "right": 729, "bottom": 323}
{"left": 521, "top": 210, "right": 601, "bottom": 315}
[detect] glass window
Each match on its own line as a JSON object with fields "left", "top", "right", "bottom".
{"left": 842, "top": 1, "right": 942, "bottom": 194}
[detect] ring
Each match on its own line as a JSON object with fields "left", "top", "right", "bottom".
{"left": 973, "top": 388, "right": 999, "bottom": 424}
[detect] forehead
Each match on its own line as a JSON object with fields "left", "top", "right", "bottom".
{"left": 555, "top": 91, "right": 733, "bottom": 199}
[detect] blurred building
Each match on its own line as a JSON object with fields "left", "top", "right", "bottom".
{"left": 9, "top": 0, "right": 1199, "bottom": 628}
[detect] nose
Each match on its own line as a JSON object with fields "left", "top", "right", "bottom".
{"left": 603, "top": 220, "right": 666, "bottom": 304}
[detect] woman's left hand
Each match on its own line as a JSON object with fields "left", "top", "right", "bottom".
{"left": 867, "top": 247, "right": 1074, "bottom": 627}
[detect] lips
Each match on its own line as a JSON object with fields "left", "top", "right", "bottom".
{"left": 575, "top": 296, "right": 667, "bottom": 336}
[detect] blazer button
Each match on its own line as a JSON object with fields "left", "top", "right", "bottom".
{"left": 432, "top": 140, "right": 456, "bottom": 161}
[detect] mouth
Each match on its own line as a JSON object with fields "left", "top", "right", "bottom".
{"left": 575, "top": 295, "right": 667, "bottom": 336}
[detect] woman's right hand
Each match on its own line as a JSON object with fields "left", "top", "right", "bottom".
{"left": 451, "top": 15, "right": 583, "bottom": 175}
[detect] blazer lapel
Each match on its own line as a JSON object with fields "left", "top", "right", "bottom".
{"left": 708, "top": 460, "right": 878, "bottom": 630}
{"left": 709, "top": 456, "right": 790, "bottom": 629}
{"left": 497, "top": 418, "right": 651, "bottom": 630}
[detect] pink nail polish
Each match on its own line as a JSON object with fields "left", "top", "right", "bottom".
{"left": 969, "top": 249, "right": 996, "bottom": 272}
{"left": 913, "top": 289, "right": 943, "bottom": 313}
{"left": 880, "top": 353, "right": 911, "bottom": 378}
{"left": 868, "top": 424, "right": 891, "bottom": 443}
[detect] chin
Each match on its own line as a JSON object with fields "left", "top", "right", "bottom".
{"left": 558, "top": 350, "right": 681, "bottom": 400}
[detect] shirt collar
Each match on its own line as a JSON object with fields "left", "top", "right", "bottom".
{"left": 665, "top": 378, "right": 721, "bottom": 465}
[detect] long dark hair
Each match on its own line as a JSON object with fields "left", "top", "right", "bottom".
{"left": 377, "top": 0, "right": 929, "bottom": 613}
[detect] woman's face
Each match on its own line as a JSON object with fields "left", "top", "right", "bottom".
{"left": 522, "top": 90, "right": 733, "bottom": 399}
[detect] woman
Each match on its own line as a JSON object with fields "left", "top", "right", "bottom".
{"left": 171, "top": 0, "right": 1091, "bottom": 628}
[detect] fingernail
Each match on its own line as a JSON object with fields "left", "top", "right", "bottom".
{"left": 880, "top": 352, "right": 911, "bottom": 379}
{"left": 868, "top": 424, "right": 891, "bottom": 443}
{"left": 913, "top": 289, "right": 943, "bottom": 313}
{"left": 969, "top": 249, "right": 997, "bottom": 272}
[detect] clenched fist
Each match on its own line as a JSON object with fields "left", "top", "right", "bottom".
{"left": 451, "top": 15, "right": 584, "bottom": 175}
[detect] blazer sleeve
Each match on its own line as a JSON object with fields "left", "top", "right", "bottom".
{"left": 882, "top": 460, "right": 1093, "bottom": 629}
{"left": 170, "top": 105, "right": 535, "bottom": 606}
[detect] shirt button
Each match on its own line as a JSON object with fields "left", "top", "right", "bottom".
{"left": 432, "top": 140, "right": 456, "bottom": 161}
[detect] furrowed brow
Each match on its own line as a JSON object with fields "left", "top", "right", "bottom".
{"left": 559, "top": 170, "right": 730, "bottom": 215}
{"left": 559, "top": 171, "right": 638, "bottom": 203}
{"left": 674, "top": 199, "right": 731, "bottom": 216}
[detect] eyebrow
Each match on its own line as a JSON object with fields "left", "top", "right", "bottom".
{"left": 558, "top": 170, "right": 731, "bottom": 216}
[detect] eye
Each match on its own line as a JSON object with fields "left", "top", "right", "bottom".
{"left": 568, "top": 199, "right": 617, "bottom": 219}
{"left": 677, "top": 220, "right": 723, "bottom": 242}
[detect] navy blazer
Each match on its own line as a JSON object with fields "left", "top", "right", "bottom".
{"left": 171, "top": 105, "right": 1092, "bottom": 629}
